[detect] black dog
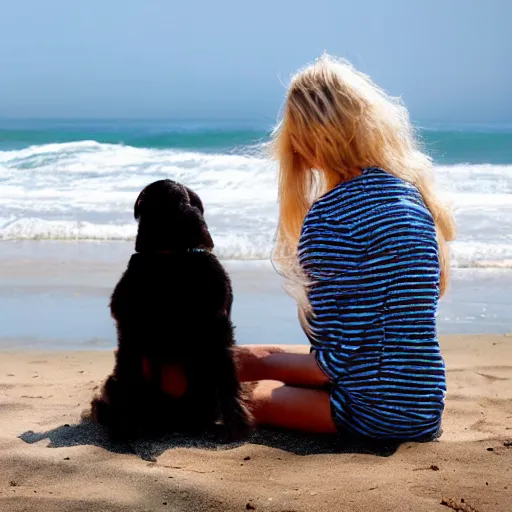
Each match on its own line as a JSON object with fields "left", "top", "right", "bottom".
{"left": 89, "top": 179, "right": 252, "bottom": 441}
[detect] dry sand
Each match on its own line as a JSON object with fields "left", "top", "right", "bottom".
{"left": 0, "top": 335, "right": 511, "bottom": 512}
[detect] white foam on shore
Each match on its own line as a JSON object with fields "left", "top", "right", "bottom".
{"left": 1, "top": 141, "right": 512, "bottom": 267}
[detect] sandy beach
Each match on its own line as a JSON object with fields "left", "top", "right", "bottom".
{"left": 0, "top": 242, "right": 511, "bottom": 511}
{"left": 1, "top": 335, "right": 511, "bottom": 512}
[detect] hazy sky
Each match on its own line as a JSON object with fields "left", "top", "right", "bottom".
{"left": 1, "top": 0, "right": 510, "bottom": 123}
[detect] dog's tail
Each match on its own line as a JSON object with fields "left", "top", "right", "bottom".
{"left": 87, "top": 376, "right": 139, "bottom": 440}
{"left": 89, "top": 395, "right": 112, "bottom": 426}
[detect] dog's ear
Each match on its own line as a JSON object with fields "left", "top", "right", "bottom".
{"left": 185, "top": 187, "right": 205, "bottom": 215}
{"left": 179, "top": 205, "right": 214, "bottom": 250}
{"left": 182, "top": 186, "right": 213, "bottom": 249}
{"left": 134, "top": 189, "right": 145, "bottom": 220}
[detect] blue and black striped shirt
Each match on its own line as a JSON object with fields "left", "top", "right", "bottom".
{"left": 298, "top": 167, "right": 446, "bottom": 440}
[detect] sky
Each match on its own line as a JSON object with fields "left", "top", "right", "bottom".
{"left": 0, "top": 0, "right": 510, "bottom": 124}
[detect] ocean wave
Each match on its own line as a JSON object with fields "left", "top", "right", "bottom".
{"left": 1, "top": 141, "right": 512, "bottom": 269}
{"left": 2, "top": 219, "right": 512, "bottom": 268}
{"left": 0, "top": 218, "right": 275, "bottom": 260}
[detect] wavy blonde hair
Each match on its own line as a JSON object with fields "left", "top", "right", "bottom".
{"left": 271, "top": 54, "right": 456, "bottom": 318}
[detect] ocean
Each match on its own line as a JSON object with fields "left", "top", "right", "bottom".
{"left": 1, "top": 119, "right": 512, "bottom": 269}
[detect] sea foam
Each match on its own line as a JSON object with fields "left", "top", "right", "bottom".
{"left": 1, "top": 141, "right": 511, "bottom": 267}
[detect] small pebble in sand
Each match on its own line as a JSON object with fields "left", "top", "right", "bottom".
{"left": 9, "top": 481, "right": 17, "bottom": 487}
{"left": 441, "top": 497, "right": 479, "bottom": 512}
{"left": 246, "top": 503, "right": 256, "bottom": 510}
{"left": 244, "top": 456, "right": 251, "bottom": 461}
{"left": 63, "top": 457, "right": 70, "bottom": 461}
{"left": 162, "top": 502, "right": 167, "bottom": 506}
{"left": 430, "top": 465, "right": 440, "bottom": 471}
{"left": 486, "top": 447, "right": 494, "bottom": 451}
{"left": 503, "top": 441, "right": 512, "bottom": 447}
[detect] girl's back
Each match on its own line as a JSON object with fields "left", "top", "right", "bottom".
{"left": 299, "top": 167, "right": 446, "bottom": 440}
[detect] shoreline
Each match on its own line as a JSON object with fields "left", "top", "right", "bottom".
{"left": 1, "top": 335, "right": 511, "bottom": 511}
{"left": 0, "top": 241, "right": 511, "bottom": 351}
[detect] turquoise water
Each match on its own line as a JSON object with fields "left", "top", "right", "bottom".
{"left": 1, "top": 119, "right": 512, "bottom": 164}
{"left": 0, "top": 120, "right": 267, "bottom": 154}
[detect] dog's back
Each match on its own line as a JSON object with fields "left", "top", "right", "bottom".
{"left": 112, "top": 250, "right": 232, "bottom": 356}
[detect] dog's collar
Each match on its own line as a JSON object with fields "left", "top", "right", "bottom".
{"left": 187, "top": 248, "right": 209, "bottom": 253}
{"left": 151, "top": 248, "right": 210, "bottom": 255}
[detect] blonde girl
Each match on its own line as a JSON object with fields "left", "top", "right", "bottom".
{"left": 236, "top": 55, "right": 455, "bottom": 439}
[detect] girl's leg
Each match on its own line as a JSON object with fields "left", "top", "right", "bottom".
{"left": 249, "top": 380, "right": 337, "bottom": 434}
{"left": 234, "top": 345, "right": 336, "bottom": 433}
{"left": 234, "top": 344, "right": 329, "bottom": 388}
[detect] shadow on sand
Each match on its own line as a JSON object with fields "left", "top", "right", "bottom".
{"left": 19, "top": 419, "right": 406, "bottom": 462}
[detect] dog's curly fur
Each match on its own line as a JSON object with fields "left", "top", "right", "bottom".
{"left": 89, "top": 179, "right": 252, "bottom": 441}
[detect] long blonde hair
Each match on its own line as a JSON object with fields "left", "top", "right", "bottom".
{"left": 271, "top": 54, "right": 456, "bottom": 317}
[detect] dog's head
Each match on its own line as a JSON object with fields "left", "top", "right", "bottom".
{"left": 134, "top": 180, "right": 214, "bottom": 253}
